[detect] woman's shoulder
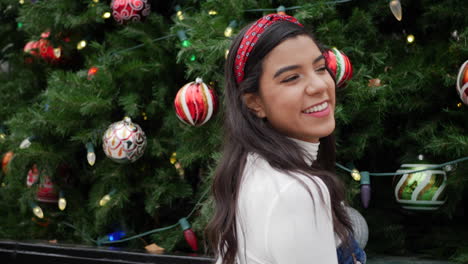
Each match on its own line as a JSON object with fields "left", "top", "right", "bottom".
{"left": 241, "top": 152, "right": 328, "bottom": 200}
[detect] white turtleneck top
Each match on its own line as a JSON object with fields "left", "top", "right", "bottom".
{"left": 217, "top": 139, "right": 338, "bottom": 264}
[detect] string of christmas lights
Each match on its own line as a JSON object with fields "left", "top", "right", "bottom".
{"left": 61, "top": 187, "right": 210, "bottom": 247}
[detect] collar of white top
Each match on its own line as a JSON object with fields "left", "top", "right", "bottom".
{"left": 288, "top": 137, "right": 320, "bottom": 166}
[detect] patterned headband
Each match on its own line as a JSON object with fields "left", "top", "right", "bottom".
{"left": 234, "top": 14, "right": 303, "bottom": 84}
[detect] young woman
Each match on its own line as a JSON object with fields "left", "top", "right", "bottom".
{"left": 206, "top": 14, "right": 366, "bottom": 264}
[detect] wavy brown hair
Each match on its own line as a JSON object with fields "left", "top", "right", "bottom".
{"left": 206, "top": 21, "right": 353, "bottom": 264}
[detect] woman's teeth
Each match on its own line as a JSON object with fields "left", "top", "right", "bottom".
{"left": 303, "top": 102, "right": 328, "bottom": 113}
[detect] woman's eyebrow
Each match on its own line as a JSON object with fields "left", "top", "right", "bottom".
{"left": 273, "top": 65, "right": 300, "bottom": 79}
{"left": 313, "top": 54, "right": 325, "bottom": 64}
{"left": 273, "top": 55, "right": 326, "bottom": 79}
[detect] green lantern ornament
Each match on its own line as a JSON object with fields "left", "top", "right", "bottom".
{"left": 394, "top": 158, "right": 447, "bottom": 211}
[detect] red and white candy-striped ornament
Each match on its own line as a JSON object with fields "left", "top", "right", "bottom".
{"left": 174, "top": 78, "right": 218, "bottom": 127}
{"left": 456, "top": 60, "right": 468, "bottom": 105}
{"left": 102, "top": 117, "right": 147, "bottom": 163}
{"left": 324, "top": 48, "right": 353, "bottom": 87}
{"left": 23, "top": 32, "right": 62, "bottom": 63}
{"left": 26, "top": 164, "right": 58, "bottom": 203}
{"left": 111, "top": 0, "right": 151, "bottom": 24}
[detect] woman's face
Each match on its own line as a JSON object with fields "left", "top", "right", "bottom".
{"left": 246, "top": 35, "right": 336, "bottom": 143}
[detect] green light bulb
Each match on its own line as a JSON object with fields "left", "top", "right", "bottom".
{"left": 17, "top": 22, "right": 23, "bottom": 28}
{"left": 182, "top": 40, "right": 191, "bottom": 48}
{"left": 189, "top": 55, "right": 196, "bottom": 61}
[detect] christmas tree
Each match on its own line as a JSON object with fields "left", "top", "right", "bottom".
{"left": 0, "top": 0, "right": 467, "bottom": 262}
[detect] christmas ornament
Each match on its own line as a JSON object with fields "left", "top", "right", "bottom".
{"left": 26, "top": 164, "right": 58, "bottom": 203}
{"left": 179, "top": 218, "right": 198, "bottom": 251}
{"left": 456, "top": 60, "right": 468, "bottom": 105}
{"left": 111, "top": 0, "right": 151, "bottom": 24}
{"left": 389, "top": 0, "right": 402, "bottom": 21}
{"left": 23, "top": 32, "right": 62, "bottom": 63}
{"left": 345, "top": 206, "right": 368, "bottom": 249}
{"left": 324, "top": 48, "right": 353, "bottom": 87}
{"left": 2, "top": 151, "right": 14, "bottom": 174}
{"left": 394, "top": 160, "right": 447, "bottom": 211}
{"left": 174, "top": 78, "right": 218, "bottom": 126}
{"left": 102, "top": 117, "right": 147, "bottom": 163}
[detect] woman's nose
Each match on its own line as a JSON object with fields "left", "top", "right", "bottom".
{"left": 305, "top": 75, "right": 329, "bottom": 96}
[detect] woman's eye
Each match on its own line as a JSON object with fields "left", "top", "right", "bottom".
{"left": 281, "top": 75, "right": 299, "bottom": 83}
{"left": 316, "top": 66, "right": 327, "bottom": 72}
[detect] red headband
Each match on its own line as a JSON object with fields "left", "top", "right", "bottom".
{"left": 234, "top": 14, "right": 303, "bottom": 84}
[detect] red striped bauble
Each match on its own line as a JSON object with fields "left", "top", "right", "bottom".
{"left": 174, "top": 78, "right": 218, "bottom": 127}
{"left": 111, "top": 0, "right": 151, "bottom": 24}
{"left": 324, "top": 48, "right": 353, "bottom": 87}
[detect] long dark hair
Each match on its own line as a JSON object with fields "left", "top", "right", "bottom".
{"left": 206, "top": 20, "right": 353, "bottom": 264}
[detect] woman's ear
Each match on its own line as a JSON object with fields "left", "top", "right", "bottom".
{"left": 243, "top": 93, "right": 266, "bottom": 118}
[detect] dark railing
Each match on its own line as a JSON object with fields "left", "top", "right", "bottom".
{"left": 0, "top": 240, "right": 215, "bottom": 264}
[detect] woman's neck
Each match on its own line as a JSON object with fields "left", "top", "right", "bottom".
{"left": 288, "top": 137, "right": 320, "bottom": 165}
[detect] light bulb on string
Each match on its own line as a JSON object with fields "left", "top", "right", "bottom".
{"left": 208, "top": 10, "right": 218, "bottom": 16}
{"left": 17, "top": 22, "right": 23, "bottom": 29}
{"left": 86, "top": 142, "right": 96, "bottom": 166}
{"left": 19, "top": 0, "right": 25, "bottom": 4}
{"left": 87, "top": 66, "right": 99, "bottom": 80}
{"left": 0, "top": 126, "right": 6, "bottom": 141}
{"left": 53, "top": 48, "right": 61, "bottom": 58}
{"left": 389, "top": 0, "right": 402, "bottom": 21}
{"left": 99, "top": 189, "right": 116, "bottom": 206}
{"left": 276, "top": 5, "right": 286, "bottom": 15}
{"left": 360, "top": 172, "right": 371, "bottom": 208}
{"left": 351, "top": 168, "right": 361, "bottom": 181}
{"left": 20, "top": 136, "right": 36, "bottom": 149}
{"left": 58, "top": 191, "right": 66, "bottom": 211}
{"left": 170, "top": 153, "right": 185, "bottom": 178}
{"left": 458, "top": 102, "right": 463, "bottom": 108}
{"left": 30, "top": 201, "right": 44, "bottom": 219}
{"left": 224, "top": 20, "right": 237, "bottom": 38}
{"left": 179, "top": 218, "right": 198, "bottom": 251}
{"left": 177, "top": 30, "right": 191, "bottom": 48}
{"left": 92, "top": 0, "right": 99, "bottom": 3}
{"left": 77, "top": 40, "right": 87, "bottom": 50}
{"left": 102, "top": 12, "right": 111, "bottom": 19}
{"left": 406, "top": 34, "right": 415, "bottom": 44}
{"left": 175, "top": 5, "right": 184, "bottom": 21}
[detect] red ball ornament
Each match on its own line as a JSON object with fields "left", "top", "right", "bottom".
{"left": 111, "top": 0, "right": 151, "bottom": 24}
{"left": 456, "top": 60, "right": 468, "bottom": 105}
{"left": 26, "top": 164, "right": 58, "bottom": 203}
{"left": 324, "top": 48, "right": 353, "bottom": 87}
{"left": 174, "top": 78, "right": 218, "bottom": 126}
{"left": 23, "top": 32, "right": 62, "bottom": 63}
